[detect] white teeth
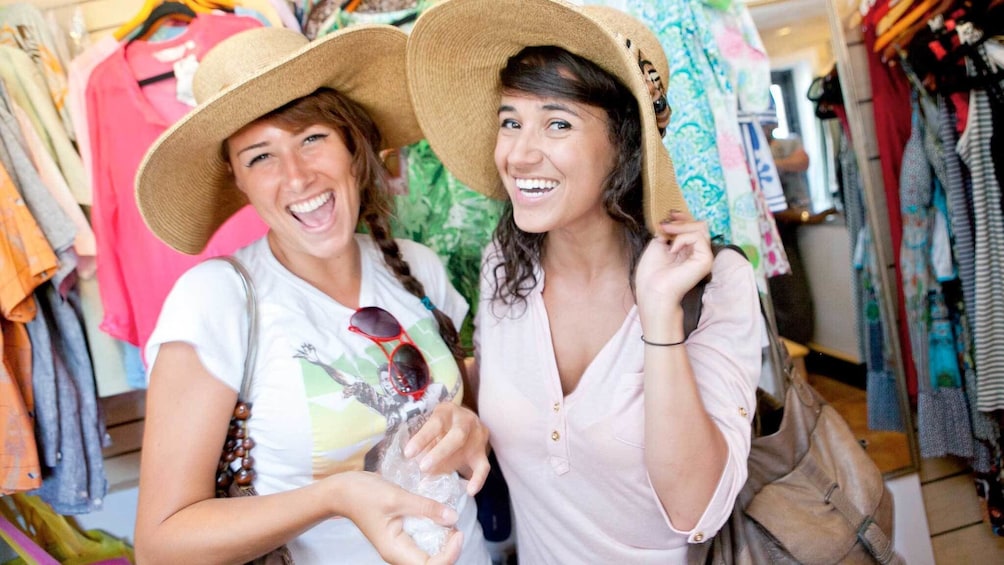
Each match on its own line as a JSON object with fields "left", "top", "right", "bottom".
{"left": 288, "top": 191, "right": 332, "bottom": 214}
{"left": 514, "top": 178, "right": 558, "bottom": 191}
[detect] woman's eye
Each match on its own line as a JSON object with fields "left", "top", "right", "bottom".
{"left": 548, "top": 120, "right": 571, "bottom": 131}
{"left": 304, "top": 133, "right": 328, "bottom": 144}
{"left": 499, "top": 118, "right": 520, "bottom": 130}
{"left": 246, "top": 153, "right": 270, "bottom": 167}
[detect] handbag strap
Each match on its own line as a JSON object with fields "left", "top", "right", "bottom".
{"left": 217, "top": 256, "right": 258, "bottom": 402}
{"left": 800, "top": 453, "right": 904, "bottom": 565}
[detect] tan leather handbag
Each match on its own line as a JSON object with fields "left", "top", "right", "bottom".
{"left": 689, "top": 303, "right": 902, "bottom": 565}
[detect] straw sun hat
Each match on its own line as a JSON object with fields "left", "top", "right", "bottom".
{"left": 406, "top": 0, "right": 688, "bottom": 234}
{"left": 136, "top": 25, "right": 422, "bottom": 255}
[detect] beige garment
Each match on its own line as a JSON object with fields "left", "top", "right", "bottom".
{"left": 0, "top": 46, "right": 88, "bottom": 205}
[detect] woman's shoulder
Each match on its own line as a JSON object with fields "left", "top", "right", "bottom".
{"left": 357, "top": 233, "right": 441, "bottom": 265}
{"left": 709, "top": 245, "right": 756, "bottom": 289}
{"left": 393, "top": 237, "right": 441, "bottom": 264}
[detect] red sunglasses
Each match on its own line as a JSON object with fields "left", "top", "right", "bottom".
{"left": 348, "top": 306, "right": 430, "bottom": 400}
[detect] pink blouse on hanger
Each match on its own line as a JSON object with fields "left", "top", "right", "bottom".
{"left": 86, "top": 13, "right": 267, "bottom": 351}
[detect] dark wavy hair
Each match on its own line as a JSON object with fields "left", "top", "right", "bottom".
{"left": 225, "top": 87, "right": 466, "bottom": 362}
{"left": 490, "top": 46, "right": 650, "bottom": 308}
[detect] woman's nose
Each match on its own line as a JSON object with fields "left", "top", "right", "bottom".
{"left": 507, "top": 131, "right": 544, "bottom": 166}
{"left": 281, "top": 152, "right": 313, "bottom": 191}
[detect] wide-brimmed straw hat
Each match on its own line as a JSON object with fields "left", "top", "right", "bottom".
{"left": 406, "top": 0, "right": 688, "bottom": 234}
{"left": 136, "top": 25, "right": 422, "bottom": 255}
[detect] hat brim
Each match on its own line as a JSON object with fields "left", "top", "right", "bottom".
{"left": 407, "top": 0, "right": 687, "bottom": 234}
{"left": 137, "top": 24, "right": 421, "bottom": 255}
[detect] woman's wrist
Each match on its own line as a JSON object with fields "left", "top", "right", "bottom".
{"left": 638, "top": 305, "right": 686, "bottom": 346}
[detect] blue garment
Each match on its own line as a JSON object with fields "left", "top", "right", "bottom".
{"left": 27, "top": 282, "right": 108, "bottom": 514}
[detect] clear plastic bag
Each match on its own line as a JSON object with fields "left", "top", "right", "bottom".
{"left": 379, "top": 422, "right": 464, "bottom": 556}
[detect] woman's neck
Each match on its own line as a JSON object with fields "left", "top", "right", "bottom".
{"left": 542, "top": 220, "right": 630, "bottom": 282}
{"left": 268, "top": 232, "right": 363, "bottom": 307}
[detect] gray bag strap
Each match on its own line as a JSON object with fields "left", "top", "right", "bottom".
{"left": 217, "top": 256, "right": 258, "bottom": 402}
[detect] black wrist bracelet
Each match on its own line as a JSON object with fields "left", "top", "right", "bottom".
{"left": 640, "top": 335, "right": 686, "bottom": 347}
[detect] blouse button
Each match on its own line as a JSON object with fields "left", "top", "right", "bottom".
{"left": 738, "top": 406, "right": 748, "bottom": 418}
{"left": 553, "top": 402, "right": 561, "bottom": 412}
{"left": 551, "top": 431, "right": 560, "bottom": 441}
{"left": 693, "top": 532, "right": 704, "bottom": 542}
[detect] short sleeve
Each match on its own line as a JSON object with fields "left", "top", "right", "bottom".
{"left": 144, "top": 259, "right": 251, "bottom": 391}
{"left": 396, "top": 238, "right": 468, "bottom": 330}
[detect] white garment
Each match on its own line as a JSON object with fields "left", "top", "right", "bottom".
{"left": 147, "top": 235, "right": 489, "bottom": 564}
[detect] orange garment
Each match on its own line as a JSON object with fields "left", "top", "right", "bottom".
{"left": 1, "top": 319, "right": 39, "bottom": 494}
{"left": 0, "top": 163, "right": 57, "bottom": 321}
{"left": 0, "top": 162, "right": 57, "bottom": 493}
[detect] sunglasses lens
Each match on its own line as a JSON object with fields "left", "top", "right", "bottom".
{"left": 390, "top": 344, "right": 430, "bottom": 397}
{"left": 350, "top": 307, "right": 401, "bottom": 339}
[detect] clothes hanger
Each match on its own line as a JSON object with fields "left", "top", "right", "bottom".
{"left": 877, "top": 0, "right": 918, "bottom": 37}
{"left": 878, "top": 0, "right": 959, "bottom": 61}
{"left": 114, "top": 0, "right": 162, "bottom": 41}
{"left": 874, "top": 0, "right": 945, "bottom": 53}
{"left": 128, "top": 2, "right": 198, "bottom": 87}
{"left": 126, "top": 1, "right": 197, "bottom": 45}
{"left": 114, "top": 0, "right": 222, "bottom": 41}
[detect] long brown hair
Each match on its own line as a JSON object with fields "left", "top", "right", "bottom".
{"left": 230, "top": 87, "right": 467, "bottom": 363}
{"left": 490, "top": 46, "right": 650, "bottom": 308}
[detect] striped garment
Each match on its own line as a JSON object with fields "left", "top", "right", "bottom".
{"left": 956, "top": 86, "right": 1004, "bottom": 411}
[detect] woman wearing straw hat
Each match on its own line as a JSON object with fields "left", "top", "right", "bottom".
{"left": 133, "top": 25, "right": 491, "bottom": 565}
{"left": 407, "top": 0, "right": 763, "bottom": 561}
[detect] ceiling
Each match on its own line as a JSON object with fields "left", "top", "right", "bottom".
{"left": 746, "top": 0, "right": 829, "bottom": 33}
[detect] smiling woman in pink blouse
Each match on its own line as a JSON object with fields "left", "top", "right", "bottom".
{"left": 407, "top": 0, "right": 764, "bottom": 562}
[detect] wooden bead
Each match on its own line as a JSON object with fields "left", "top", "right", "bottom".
{"left": 216, "top": 472, "right": 233, "bottom": 489}
{"left": 233, "top": 402, "right": 251, "bottom": 420}
{"left": 235, "top": 468, "right": 255, "bottom": 486}
{"left": 241, "top": 456, "right": 254, "bottom": 470}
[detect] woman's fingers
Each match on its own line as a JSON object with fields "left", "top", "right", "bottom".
{"left": 405, "top": 412, "right": 445, "bottom": 458}
{"left": 405, "top": 403, "right": 490, "bottom": 483}
{"left": 401, "top": 489, "right": 460, "bottom": 527}
{"left": 426, "top": 530, "right": 463, "bottom": 565}
{"left": 463, "top": 455, "right": 491, "bottom": 496}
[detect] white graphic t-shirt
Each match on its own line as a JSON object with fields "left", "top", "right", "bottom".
{"left": 147, "top": 234, "right": 488, "bottom": 563}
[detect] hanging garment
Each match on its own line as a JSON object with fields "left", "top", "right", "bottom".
{"left": 7, "top": 99, "right": 96, "bottom": 279}
{"left": 838, "top": 126, "right": 869, "bottom": 364}
{"left": 392, "top": 140, "right": 501, "bottom": 347}
{"left": 0, "top": 96, "right": 77, "bottom": 292}
{"left": 957, "top": 87, "right": 1004, "bottom": 412}
{"left": 737, "top": 117, "right": 791, "bottom": 278}
{"left": 85, "top": 13, "right": 267, "bottom": 349}
{"left": 66, "top": 35, "right": 119, "bottom": 204}
{"left": 0, "top": 46, "right": 87, "bottom": 205}
{"left": 0, "top": 3, "right": 75, "bottom": 141}
{"left": 699, "top": 1, "right": 770, "bottom": 282}
{"left": 864, "top": 0, "right": 918, "bottom": 396}
{"left": 0, "top": 161, "right": 58, "bottom": 494}
{"left": 899, "top": 102, "right": 932, "bottom": 397}
{"left": 26, "top": 282, "right": 107, "bottom": 514}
